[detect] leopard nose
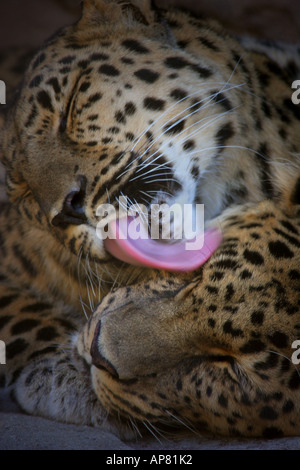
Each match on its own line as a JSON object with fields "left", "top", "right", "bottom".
{"left": 52, "top": 175, "right": 87, "bottom": 227}
{"left": 90, "top": 321, "right": 119, "bottom": 378}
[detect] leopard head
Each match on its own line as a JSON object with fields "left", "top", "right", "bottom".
{"left": 1, "top": 0, "right": 249, "bottom": 268}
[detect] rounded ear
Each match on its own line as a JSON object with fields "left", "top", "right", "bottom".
{"left": 77, "top": 0, "right": 176, "bottom": 45}
{"left": 120, "top": 0, "right": 157, "bottom": 25}
{"left": 79, "top": 0, "right": 123, "bottom": 27}
{"left": 80, "top": 0, "right": 156, "bottom": 26}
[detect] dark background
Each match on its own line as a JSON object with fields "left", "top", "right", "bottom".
{"left": 0, "top": 0, "right": 300, "bottom": 50}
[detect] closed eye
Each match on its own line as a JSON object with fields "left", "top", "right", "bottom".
{"left": 59, "top": 73, "right": 82, "bottom": 133}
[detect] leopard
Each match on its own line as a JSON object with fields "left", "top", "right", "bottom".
{"left": 0, "top": 0, "right": 300, "bottom": 439}
{"left": 78, "top": 194, "right": 300, "bottom": 439}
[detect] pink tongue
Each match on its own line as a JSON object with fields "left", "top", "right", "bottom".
{"left": 104, "top": 217, "right": 222, "bottom": 272}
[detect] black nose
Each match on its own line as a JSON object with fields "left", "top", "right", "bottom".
{"left": 90, "top": 321, "right": 119, "bottom": 378}
{"left": 52, "top": 175, "right": 87, "bottom": 227}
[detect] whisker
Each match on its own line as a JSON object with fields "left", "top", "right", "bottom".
{"left": 266, "top": 350, "right": 300, "bottom": 378}
{"left": 132, "top": 107, "right": 239, "bottom": 181}
{"left": 186, "top": 143, "right": 272, "bottom": 165}
{"left": 139, "top": 189, "right": 174, "bottom": 198}
{"left": 110, "top": 264, "right": 125, "bottom": 292}
{"left": 129, "top": 79, "right": 245, "bottom": 156}
{"left": 106, "top": 187, "right": 111, "bottom": 204}
{"left": 133, "top": 153, "right": 173, "bottom": 177}
{"left": 170, "top": 106, "right": 240, "bottom": 150}
{"left": 122, "top": 83, "right": 244, "bottom": 178}
{"left": 128, "top": 51, "right": 244, "bottom": 162}
{"left": 129, "top": 168, "right": 173, "bottom": 183}
{"left": 142, "top": 177, "right": 180, "bottom": 185}
{"left": 84, "top": 254, "right": 96, "bottom": 313}
{"left": 129, "top": 417, "right": 143, "bottom": 439}
{"left": 80, "top": 298, "right": 89, "bottom": 321}
{"left": 165, "top": 410, "right": 199, "bottom": 436}
{"left": 142, "top": 420, "right": 163, "bottom": 444}
{"left": 77, "top": 245, "right": 89, "bottom": 321}
{"left": 117, "top": 83, "right": 243, "bottom": 182}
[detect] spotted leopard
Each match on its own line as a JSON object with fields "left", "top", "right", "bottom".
{"left": 0, "top": 0, "right": 300, "bottom": 439}
{"left": 78, "top": 194, "right": 300, "bottom": 439}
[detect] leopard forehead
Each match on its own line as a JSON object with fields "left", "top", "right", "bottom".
{"left": 18, "top": 35, "right": 222, "bottom": 143}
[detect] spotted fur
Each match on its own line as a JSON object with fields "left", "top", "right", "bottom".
{"left": 0, "top": 0, "right": 300, "bottom": 439}
{"left": 79, "top": 195, "right": 300, "bottom": 438}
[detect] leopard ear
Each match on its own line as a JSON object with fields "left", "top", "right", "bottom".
{"left": 79, "top": 0, "right": 122, "bottom": 28}
{"left": 78, "top": 0, "right": 176, "bottom": 45}
{"left": 80, "top": 0, "right": 156, "bottom": 26}
{"left": 119, "top": 0, "right": 157, "bottom": 25}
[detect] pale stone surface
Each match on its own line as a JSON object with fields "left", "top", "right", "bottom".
{"left": 1, "top": 409, "right": 300, "bottom": 450}
{"left": 1, "top": 391, "right": 300, "bottom": 450}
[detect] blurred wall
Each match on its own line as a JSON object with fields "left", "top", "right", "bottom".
{"left": 0, "top": 0, "right": 300, "bottom": 50}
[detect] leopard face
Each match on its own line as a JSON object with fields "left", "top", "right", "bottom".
{"left": 78, "top": 195, "right": 300, "bottom": 438}
{"left": 3, "top": 0, "right": 295, "bottom": 271}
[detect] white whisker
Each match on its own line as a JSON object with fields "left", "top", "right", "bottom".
{"left": 266, "top": 350, "right": 300, "bottom": 378}
{"left": 165, "top": 410, "right": 199, "bottom": 435}
{"left": 132, "top": 107, "right": 239, "bottom": 183}
{"left": 142, "top": 420, "right": 163, "bottom": 444}
{"left": 129, "top": 79, "right": 245, "bottom": 155}
{"left": 77, "top": 245, "right": 89, "bottom": 320}
{"left": 121, "top": 83, "right": 245, "bottom": 180}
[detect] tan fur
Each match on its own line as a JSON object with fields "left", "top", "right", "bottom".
{"left": 0, "top": 0, "right": 299, "bottom": 439}
{"left": 79, "top": 199, "right": 300, "bottom": 438}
